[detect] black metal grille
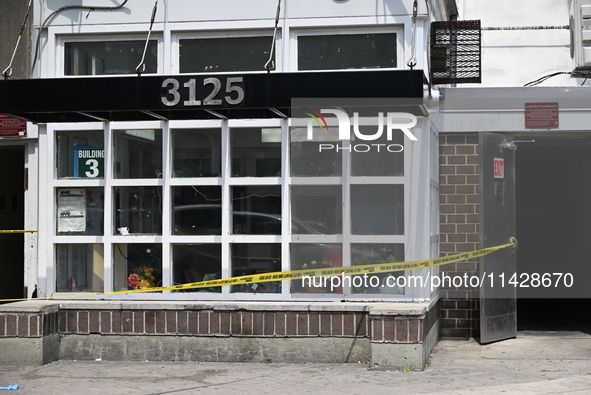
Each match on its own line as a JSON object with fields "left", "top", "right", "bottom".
{"left": 430, "top": 20, "right": 481, "bottom": 84}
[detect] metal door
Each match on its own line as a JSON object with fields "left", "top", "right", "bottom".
{"left": 479, "top": 133, "right": 517, "bottom": 344}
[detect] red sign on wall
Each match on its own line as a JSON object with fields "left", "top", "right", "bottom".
{"left": 0, "top": 115, "right": 27, "bottom": 137}
{"left": 494, "top": 158, "right": 504, "bottom": 179}
{"left": 525, "top": 102, "right": 559, "bottom": 129}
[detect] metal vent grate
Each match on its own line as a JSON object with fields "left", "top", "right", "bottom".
{"left": 430, "top": 20, "right": 481, "bottom": 84}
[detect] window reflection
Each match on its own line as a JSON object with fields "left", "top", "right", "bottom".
{"left": 231, "top": 128, "right": 281, "bottom": 177}
{"left": 172, "top": 186, "right": 222, "bottom": 235}
{"left": 232, "top": 186, "right": 281, "bottom": 235}
{"left": 114, "top": 130, "right": 162, "bottom": 179}
{"left": 231, "top": 243, "right": 281, "bottom": 293}
{"left": 172, "top": 129, "right": 221, "bottom": 178}
{"left": 291, "top": 186, "right": 342, "bottom": 234}
{"left": 65, "top": 40, "right": 157, "bottom": 75}
{"left": 114, "top": 186, "right": 162, "bottom": 235}
{"left": 298, "top": 33, "right": 397, "bottom": 71}
{"left": 173, "top": 244, "right": 222, "bottom": 293}
{"left": 180, "top": 36, "right": 273, "bottom": 73}
{"left": 290, "top": 244, "right": 342, "bottom": 294}
{"left": 290, "top": 127, "right": 342, "bottom": 177}
{"left": 351, "top": 244, "right": 405, "bottom": 294}
{"left": 56, "top": 244, "right": 104, "bottom": 292}
{"left": 351, "top": 127, "right": 404, "bottom": 176}
{"left": 351, "top": 185, "right": 404, "bottom": 235}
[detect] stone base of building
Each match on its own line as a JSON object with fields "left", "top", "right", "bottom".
{"left": 0, "top": 299, "right": 440, "bottom": 370}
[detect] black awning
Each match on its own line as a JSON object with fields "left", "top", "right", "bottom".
{"left": 0, "top": 70, "right": 426, "bottom": 123}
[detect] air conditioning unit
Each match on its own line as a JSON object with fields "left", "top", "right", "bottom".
{"left": 571, "top": 0, "right": 591, "bottom": 74}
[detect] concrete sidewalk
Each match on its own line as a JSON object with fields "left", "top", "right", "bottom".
{"left": 0, "top": 332, "right": 590, "bottom": 394}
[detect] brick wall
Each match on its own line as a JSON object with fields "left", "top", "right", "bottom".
{"left": 56, "top": 309, "right": 372, "bottom": 338}
{"left": 439, "top": 133, "right": 481, "bottom": 338}
{"left": 0, "top": 310, "right": 58, "bottom": 337}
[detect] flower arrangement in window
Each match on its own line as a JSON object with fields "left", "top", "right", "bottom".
{"left": 127, "top": 265, "right": 156, "bottom": 290}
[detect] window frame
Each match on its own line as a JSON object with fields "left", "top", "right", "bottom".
{"left": 56, "top": 33, "right": 164, "bottom": 78}
{"left": 290, "top": 26, "right": 404, "bottom": 72}
{"left": 171, "top": 30, "right": 282, "bottom": 75}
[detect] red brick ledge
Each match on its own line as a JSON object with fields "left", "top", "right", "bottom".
{"left": 0, "top": 300, "right": 439, "bottom": 344}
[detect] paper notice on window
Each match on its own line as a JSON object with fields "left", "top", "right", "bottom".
{"left": 57, "top": 188, "right": 86, "bottom": 233}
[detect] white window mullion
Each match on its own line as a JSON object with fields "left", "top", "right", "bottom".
{"left": 161, "top": 121, "right": 172, "bottom": 289}
{"left": 280, "top": 118, "right": 291, "bottom": 298}
{"left": 220, "top": 120, "right": 231, "bottom": 296}
{"left": 38, "top": 125, "right": 52, "bottom": 296}
{"left": 341, "top": 139, "right": 352, "bottom": 295}
{"left": 103, "top": 122, "right": 114, "bottom": 293}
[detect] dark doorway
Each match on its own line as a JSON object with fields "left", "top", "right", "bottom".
{"left": 0, "top": 146, "right": 25, "bottom": 303}
{"left": 516, "top": 136, "right": 591, "bottom": 333}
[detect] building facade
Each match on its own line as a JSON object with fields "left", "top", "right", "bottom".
{"left": 1, "top": 0, "right": 589, "bottom": 367}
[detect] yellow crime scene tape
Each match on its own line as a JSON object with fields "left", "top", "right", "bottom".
{"left": 0, "top": 238, "right": 516, "bottom": 303}
{"left": 0, "top": 230, "right": 37, "bottom": 234}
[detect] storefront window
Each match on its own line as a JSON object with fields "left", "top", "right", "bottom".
{"left": 172, "top": 129, "right": 221, "bottom": 178}
{"left": 231, "top": 243, "right": 281, "bottom": 293}
{"left": 172, "top": 244, "right": 222, "bottom": 292}
{"left": 172, "top": 186, "right": 222, "bottom": 235}
{"left": 291, "top": 186, "right": 342, "bottom": 234}
{"left": 298, "top": 33, "right": 397, "bottom": 71}
{"left": 56, "top": 244, "right": 104, "bottom": 292}
{"left": 290, "top": 243, "right": 342, "bottom": 294}
{"left": 231, "top": 128, "right": 281, "bottom": 177}
{"left": 351, "top": 243, "right": 404, "bottom": 294}
{"left": 56, "top": 131, "right": 104, "bottom": 179}
{"left": 56, "top": 187, "right": 104, "bottom": 235}
{"left": 232, "top": 186, "right": 281, "bottom": 235}
{"left": 180, "top": 36, "right": 273, "bottom": 73}
{"left": 114, "top": 243, "right": 162, "bottom": 292}
{"left": 114, "top": 186, "right": 162, "bottom": 235}
{"left": 290, "top": 127, "right": 342, "bottom": 177}
{"left": 114, "top": 129, "right": 162, "bottom": 179}
{"left": 65, "top": 40, "right": 157, "bottom": 75}
{"left": 351, "top": 185, "right": 404, "bottom": 235}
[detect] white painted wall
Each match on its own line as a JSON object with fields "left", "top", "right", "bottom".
{"left": 459, "top": 0, "right": 582, "bottom": 87}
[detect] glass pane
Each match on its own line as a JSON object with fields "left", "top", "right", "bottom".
{"left": 290, "top": 243, "right": 342, "bottom": 294}
{"left": 231, "top": 243, "right": 281, "bottom": 293}
{"left": 232, "top": 186, "right": 281, "bottom": 235}
{"left": 290, "top": 127, "right": 342, "bottom": 177}
{"left": 114, "top": 186, "right": 162, "bottom": 235}
{"left": 65, "top": 40, "right": 157, "bottom": 75}
{"left": 173, "top": 244, "right": 222, "bottom": 292}
{"left": 56, "top": 131, "right": 104, "bottom": 179}
{"left": 56, "top": 244, "right": 104, "bottom": 292}
{"left": 291, "top": 186, "right": 342, "bottom": 234}
{"left": 114, "top": 130, "right": 162, "bottom": 179}
{"left": 180, "top": 36, "right": 273, "bottom": 73}
{"left": 351, "top": 185, "right": 404, "bottom": 235}
{"left": 351, "top": 243, "right": 405, "bottom": 294}
{"left": 56, "top": 187, "right": 104, "bottom": 235}
{"left": 298, "top": 33, "right": 396, "bottom": 71}
{"left": 172, "top": 129, "right": 221, "bottom": 178}
{"left": 351, "top": 127, "right": 404, "bottom": 176}
{"left": 172, "top": 186, "right": 222, "bottom": 235}
{"left": 114, "top": 243, "right": 162, "bottom": 291}
{"left": 231, "top": 128, "right": 281, "bottom": 177}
